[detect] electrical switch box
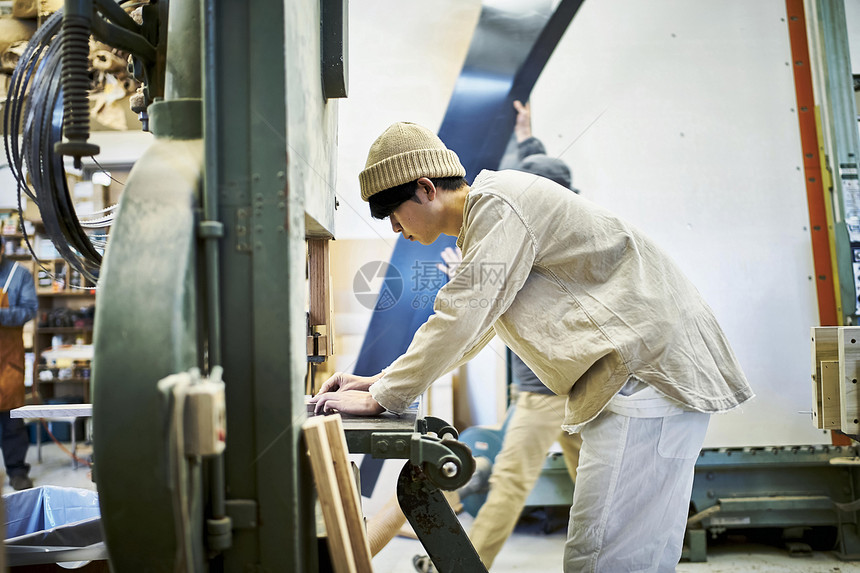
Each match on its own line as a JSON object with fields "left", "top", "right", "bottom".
{"left": 184, "top": 380, "right": 226, "bottom": 457}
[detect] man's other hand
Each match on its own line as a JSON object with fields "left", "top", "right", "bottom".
{"left": 310, "top": 390, "right": 385, "bottom": 416}
{"left": 513, "top": 99, "right": 532, "bottom": 142}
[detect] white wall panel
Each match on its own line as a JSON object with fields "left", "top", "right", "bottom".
{"left": 532, "top": 0, "right": 826, "bottom": 446}
{"left": 336, "top": 1, "right": 860, "bottom": 446}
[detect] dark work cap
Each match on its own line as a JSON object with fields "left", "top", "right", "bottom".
{"left": 517, "top": 154, "right": 577, "bottom": 193}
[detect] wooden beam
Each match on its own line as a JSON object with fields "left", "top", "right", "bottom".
{"left": 303, "top": 415, "right": 373, "bottom": 573}
{"left": 304, "top": 415, "right": 357, "bottom": 573}
{"left": 308, "top": 239, "right": 334, "bottom": 357}
{"left": 820, "top": 360, "right": 842, "bottom": 429}
{"left": 323, "top": 415, "right": 373, "bottom": 572}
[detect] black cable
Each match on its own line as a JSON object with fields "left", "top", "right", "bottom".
{"left": 4, "top": 8, "right": 101, "bottom": 284}
{"left": 5, "top": 12, "right": 67, "bottom": 280}
{"left": 3, "top": 1, "right": 149, "bottom": 287}
{"left": 29, "top": 30, "right": 101, "bottom": 282}
{"left": 91, "top": 157, "right": 126, "bottom": 186}
{"left": 5, "top": 11, "right": 63, "bottom": 202}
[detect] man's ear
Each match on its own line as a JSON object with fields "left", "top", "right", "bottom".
{"left": 415, "top": 177, "right": 437, "bottom": 203}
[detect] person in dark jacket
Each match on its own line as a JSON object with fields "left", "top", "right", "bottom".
{"left": 0, "top": 235, "right": 38, "bottom": 490}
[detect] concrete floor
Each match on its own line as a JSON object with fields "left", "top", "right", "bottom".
{"left": 2, "top": 438, "right": 95, "bottom": 496}
{"left": 372, "top": 509, "right": 860, "bottom": 573}
{"left": 12, "top": 442, "right": 860, "bottom": 572}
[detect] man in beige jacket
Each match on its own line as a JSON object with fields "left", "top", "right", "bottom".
{"left": 312, "top": 122, "right": 753, "bottom": 572}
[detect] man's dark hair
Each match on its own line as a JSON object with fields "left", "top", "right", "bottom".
{"left": 369, "top": 176, "right": 466, "bottom": 219}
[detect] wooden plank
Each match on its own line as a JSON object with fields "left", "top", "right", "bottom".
{"left": 812, "top": 327, "right": 839, "bottom": 429}
{"left": 322, "top": 415, "right": 373, "bottom": 573}
{"left": 303, "top": 416, "right": 357, "bottom": 573}
{"left": 837, "top": 327, "right": 860, "bottom": 435}
{"left": 820, "top": 360, "right": 842, "bottom": 429}
{"left": 308, "top": 239, "right": 334, "bottom": 356}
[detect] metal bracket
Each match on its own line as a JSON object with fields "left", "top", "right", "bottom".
{"left": 149, "top": 98, "right": 203, "bottom": 140}
{"left": 370, "top": 432, "right": 411, "bottom": 458}
{"left": 225, "top": 499, "right": 258, "bottom": 530}
{"left": 418, "top": 416, "right": 459, "bottom": 439}
{"left": 320, "top": 0, "right": 348, "bottom": 99}
{"left": 307, "top": 327, "right": 328, "bottom": 364}
{"left": 370, "top": 431, "right": 474, "bottom": 490}
{"left": 235, "top": 208, "right": 251, "bottom": 252}
{"left": 397, "top": 463, "right": 487, "bottom": 573}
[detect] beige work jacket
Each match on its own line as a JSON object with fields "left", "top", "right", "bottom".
{"left": 370, "top": 169, "right": 754, "bottom": 427}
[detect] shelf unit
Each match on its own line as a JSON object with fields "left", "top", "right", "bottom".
{"left": 35, "top": 258, "right": 97, "bottom": 294}
{"left": 0, "top": 242, "right": 97, "bottom": 405}
{"left": 32, "top": 259, "right": 95, "bottom": 404}
{"left": 0, "top": 174, "right": 112, "bottom": 414}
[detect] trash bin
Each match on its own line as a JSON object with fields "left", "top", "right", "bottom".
{"left": 4, "top": 485, "right": 106, "bottom": 568}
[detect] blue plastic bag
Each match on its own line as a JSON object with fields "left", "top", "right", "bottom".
{"left": 4, "top": 485, "right": 106, "bottom": 567}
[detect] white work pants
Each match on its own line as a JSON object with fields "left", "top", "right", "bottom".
{"left": 563, "top": 408, "right": 710, "bottom": 572}
{"left": 469, "top": 391, "right": 581, "bottom": 569}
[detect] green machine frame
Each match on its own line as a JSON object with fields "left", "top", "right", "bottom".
{"left": 90, "top": 1, "right": 486, "bottom": 571}
{"left": 92, "top": 0, "right": 338, "bottom": 569}
{"left": 685, "top": 445, "right": 860, "bottom": 561}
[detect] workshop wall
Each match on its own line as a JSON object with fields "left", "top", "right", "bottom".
{"left": 331, "top": 0, "right": 501, "bottom": 426}
{"left": 333, "top": 0, "right": 860, "bottom": 446}
{"left": 529, "top": 0, "right": 860, "bottom": 447}
{"left": 334, "top": 0, "right": 480, "bottom": 242}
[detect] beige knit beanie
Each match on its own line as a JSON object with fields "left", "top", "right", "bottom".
{"left": 359, "top": 122, "right": 466, "bottom": 201}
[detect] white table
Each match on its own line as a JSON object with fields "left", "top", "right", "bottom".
{"left": 11, "top": 404, "right": 93, "bottom": 467}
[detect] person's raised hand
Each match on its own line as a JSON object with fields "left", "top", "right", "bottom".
{"left": 513, "top": 100, "right": 532, "bottom": 142}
